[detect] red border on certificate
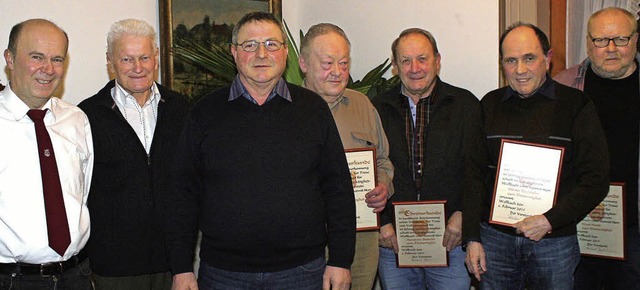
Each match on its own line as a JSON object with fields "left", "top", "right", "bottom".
{"left": 489, "top": 139, "right": 564, "bottom": 226}
{"left": 578, "top": 182, "right": 626, "bottom": 260}
{"left": 345, "top": 148, "right": 380, "bottom": 231}
{"left": 393, "top": 200, "right": 448, "bottom": 268}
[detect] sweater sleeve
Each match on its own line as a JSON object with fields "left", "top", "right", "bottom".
{"left": 462, "top": 95, "right": 491, "bottom": 243}
{"left": 543, "top": 100, "right": 610, "bottom": 229}
{"left": 165, "top": 112, "right": 202, "bottom": 275}
{"left": 318, "top": 106, "right": 357, "bottom": 269}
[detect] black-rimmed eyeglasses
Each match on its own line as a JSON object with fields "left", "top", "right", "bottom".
{"left": 590, "top": 33, "right": 636, "bottom": 48}
{"left": 234, "top": 40, "right": 285, "bottom": 52}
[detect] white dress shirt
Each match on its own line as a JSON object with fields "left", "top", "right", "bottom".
{"left": 0, "top": 84, "right": 94, "bottom": 263}
{"left": 111, "top": 81, "right": 159, "bottom": 154}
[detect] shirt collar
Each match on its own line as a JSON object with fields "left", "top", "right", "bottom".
{"left": 502, "top": 74, "right": 556, "bottom": 102}
{"left": 228, "top": 74, "right": 292, "bottom": 103}
{"left": 401, "top": 78, "right": 439, "bottom": 105}
{"left": 113, "top": 80, "right": 160, "bottom": 107}
{"left": 300, "top": 78, "right": 347, "bottom": 109}
{"left": 0, "top": 82, "right": 57, "bottom": 122}
{"left": 329, "top": 93, "right": 348, "bottom": 109}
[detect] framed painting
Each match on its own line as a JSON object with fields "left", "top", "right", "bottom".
{"left": 159, "top": 0, "right": 282, "bottom": 96}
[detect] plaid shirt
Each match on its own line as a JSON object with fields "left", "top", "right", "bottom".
{"left": 403, "top": 83, "right": 438, "bottom": 198}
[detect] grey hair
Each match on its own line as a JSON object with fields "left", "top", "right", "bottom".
{"left": 391, "top": 28, "right": 440, "bottom": 64}
{"left": 300, "top": 23, "right": 351, "bottom": 59}
{"left": 107, "top": 19, "right": 157, "bottom": 55}
{"left": 231, "top": 11, "right": 286, "bottom": 45}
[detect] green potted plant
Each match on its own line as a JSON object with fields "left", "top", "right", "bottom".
{"left": 172, "top": 20, "right": 399, "bottom": 101}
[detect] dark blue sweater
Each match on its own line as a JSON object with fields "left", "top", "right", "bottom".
{"left": 166, "top": 83, "right": 356, "bottom": 274}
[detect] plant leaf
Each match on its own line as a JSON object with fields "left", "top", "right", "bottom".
{"left": 282, "top": 20, "right": 303, "bottom": 85}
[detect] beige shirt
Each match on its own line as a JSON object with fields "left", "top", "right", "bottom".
{"left": 324, "top": 88, "right": 394, "bottom": 193}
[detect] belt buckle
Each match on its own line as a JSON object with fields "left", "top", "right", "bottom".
{"left": 39, "top": 262, "right": 63, "bottom": 277}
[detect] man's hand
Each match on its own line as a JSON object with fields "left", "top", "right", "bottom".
{"left": 464, "top": 241, "right": 486, "bottom": 281}
{"left": 365, "top": 183, "right": 389, "bottom": 213}
{"left": 322, "top": 266, "right": 351, "bottom": 290}
{"left": 172, "top": 272, "right": 198, "bottom": 290}
{"left": 513, "top": 214, "right": 552, "bottom": 241}
{"left": 443, "top": 211, "right": 462, "bottom": 251}
{"left": 378, "top": 223, "right": 399, "bottom": 253}
{"left": 589, "top": 203, "right": 605, "bottom": 221}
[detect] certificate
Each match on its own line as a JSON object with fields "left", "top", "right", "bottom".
{"left": 393, "top": 201, "right": 448, "bottom": 267}
{"left": 577, "top": 183, "right": 625, "bottom": 260}
{"left": 345, "top": 148, "right": 379, "bottom": 231}
{"left": 489, "top": 140, "right": 564, "bottom": 226}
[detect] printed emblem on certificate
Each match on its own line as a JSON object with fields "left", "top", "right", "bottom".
{"left": 393, "top": 201, "right": 447, "bottom": 267}
{"left": 577, "top": 183, "right": 625, "bottom": 260}
{"left": 345, "top": 148, "right": 379, "bottom": 231}
{"left": 489, "top": 140, "right": 564, "bottom": 226}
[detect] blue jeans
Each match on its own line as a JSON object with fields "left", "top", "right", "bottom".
{"left": 197, "top": 257, "right": 325, "bottom": 290}
{"left": 480, "top": 222, "right": 580, "bottom": 290}
{"left": 573, "top": 226, "right": 640, "bottom": 290}
{"left": 378, "top": 246, "right": 470, "bottom": 290}
{"left": 0, "top": 258, "right": 92, "bottom": 290}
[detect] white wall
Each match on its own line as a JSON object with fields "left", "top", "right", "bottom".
{"left": 0, "top": 0, "right": 159, "bottom": 105}
{"left": 283, "top": 0, "right": 500, "bottom": 98}
{"left": 0, "top": 0, "right": 499, "bottom": 105}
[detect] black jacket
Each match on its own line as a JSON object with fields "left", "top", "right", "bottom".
{"left": 372, "top": 78, "right": 485, "bottom": 226}
{"left": 79, "top": 80, "right": 190, "bottom": 276}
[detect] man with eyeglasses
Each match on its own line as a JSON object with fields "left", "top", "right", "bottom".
{"left": 464, "top": 23, "right": 609, "bottom": 290}
{"left": 166, "top": 11, "right": 356, "bottom": 290}
{"left": 555, "top": 7, "right": 640, "bottom": 290}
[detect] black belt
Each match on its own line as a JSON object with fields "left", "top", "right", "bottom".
{"left": 0, "top": 250, "right": 87, "bottom": 276}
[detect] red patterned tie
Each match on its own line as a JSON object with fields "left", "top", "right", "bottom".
{"left": 27, "top": 109, "right": 71, "bottom": 256}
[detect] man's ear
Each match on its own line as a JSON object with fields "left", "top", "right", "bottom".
{"left": 391, "top": 58, "right": 399, "bottom": 73}
{"left": 299, "top": 56, "right": 308, "bottom": 74}
{"left": 4, "top": 49, "right": 14, "bottom": 70}
{"left": 106, "top": 52, "right": 113, "bottom": 71}
{"left": 545, "top": 49, "right": 553, "bottom": 71}
{"left": 231, "top": 44, "right": 238, "bottom": 62}
{"left": 154, "top": 48, "right": 159, "bottom": 71}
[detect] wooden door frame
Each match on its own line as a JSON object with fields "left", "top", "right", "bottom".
{"left": 550, "top": 0, "right": 566, "bottom": 76}
{"left": 499, "top": 0, "right": 566, "bottom": 77}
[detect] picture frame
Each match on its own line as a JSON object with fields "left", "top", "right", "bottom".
{"left": 393, "top": 201, "right": 448, "bottom": 268}
{"left": 577, "top": 183, "right": 626, "bottom": 260}
{"left": 158, "top": 0, "right": 282, "bottom": 92}
{"left": 489, "top": 139, "right": 564, "bottom": 226}
{"left": 345, "top": 148, "right": 380, "bottom": 231}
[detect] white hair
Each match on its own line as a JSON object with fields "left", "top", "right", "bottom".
{"left": 107, "top": 19, "right": 157, "bottom": 55}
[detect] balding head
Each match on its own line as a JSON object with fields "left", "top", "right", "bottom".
{"left": 586, "top": 7, "right": 638, "bottom": 79}
{"left": 8, "top": 19, "right": 68, "bottom": 56}
{"left": 4, "top": 19, "right": 69, "bottom": 108}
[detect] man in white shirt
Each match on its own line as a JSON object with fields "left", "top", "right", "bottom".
{"left": 0, "top": 18, "right": 94, "bottom": 290}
